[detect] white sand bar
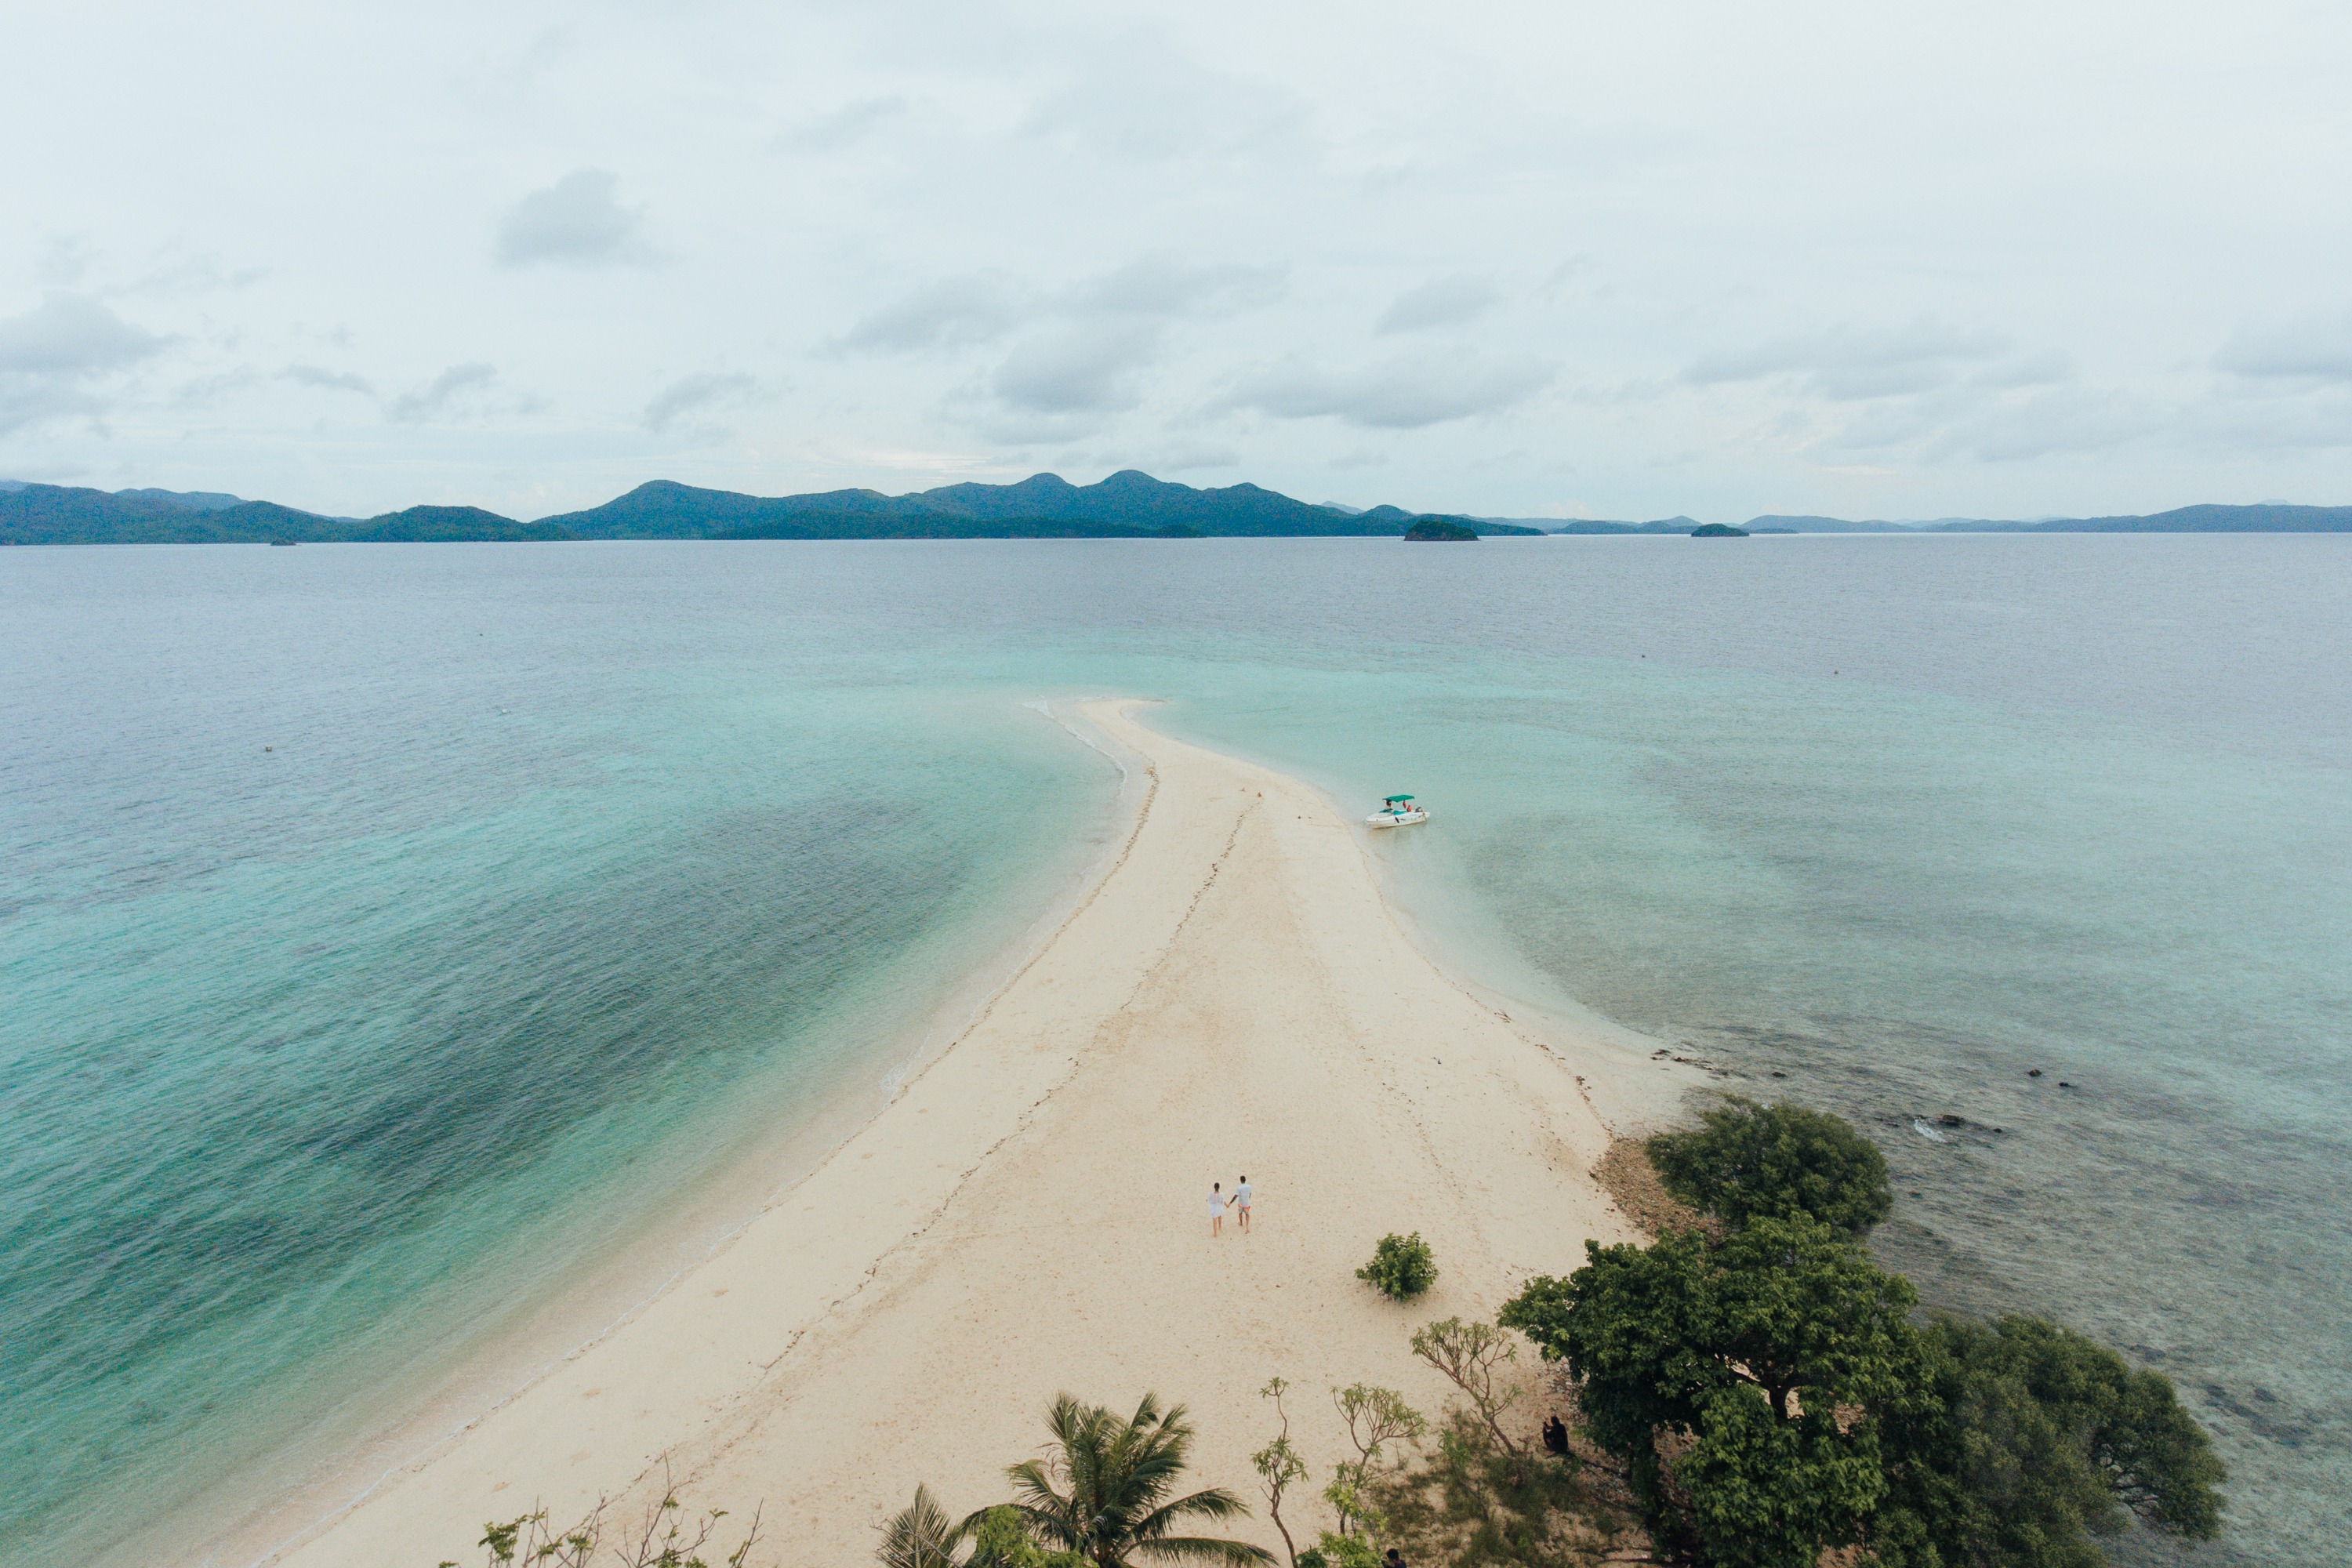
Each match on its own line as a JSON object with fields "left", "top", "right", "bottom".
{"left": 271, "top": 700, "right": 1671, "bottom": 1567}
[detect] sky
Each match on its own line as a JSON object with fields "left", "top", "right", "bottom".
{"left": 3, "top": 0, "right": 2350, "bottom": 522}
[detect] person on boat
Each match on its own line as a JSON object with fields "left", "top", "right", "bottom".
{"left": 1208, "top": 1181, "right": 1226, "bottom": 1237}
{"left": 1232, "top": 1174, "right": 1252, "bottom": 1232}
{"left": 1542, "top": 1414, "right": 1570, "bottom": 1456}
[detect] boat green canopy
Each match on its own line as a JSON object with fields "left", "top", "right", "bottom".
{"left": 1384, "top": 795, "right": 1414, "bottom": 804}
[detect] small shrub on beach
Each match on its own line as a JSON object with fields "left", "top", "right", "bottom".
{"left": 1356, "top": 1232, "right": 1438, "bottom": 1301}
{"left": 1646, "top": 1096, "right": 1891, "bottom": 1234}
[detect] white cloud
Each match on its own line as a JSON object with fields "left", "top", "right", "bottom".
{"left": 1134, "top": 444, "right": 1241, "bottom": 472}
{"left": 282, "top": 364, "right": 374, "bottom": 394}
{"left": 0, "top": 292, "right": 167, "bottom": 435}
{"left": 1376, "top": 277, "right": 1499, "bottom": 335}
{"left": 495, "top": 170, "right": 649, "bottom": 268}
{"left": 1074, "top": 259, "right": 1285, "bottom": 318}
{"left": 837, "top": 274, "right": 1029, "bottom": 354}
{"left": 643, "top": 371, "right": 760, "bottom": 433}
{"left": 1022, "top": 49, "right": 1306, "bottom": 163}
{"left": 991, "top": 324, "right": 1159, "bottom": 414}
{"left": 389, "top": 362, "right": 498, "bottom": 423}
{"left": 0, "top": 293, "right": 165, "bottom": 376}
{"left": 775, "top": 96, "right": 908, "bottom": 152}
{"left": 1221, "top": 351, "right": 1553, "bottom": 429}
{"left": 2215, "top": 311, "right": 2352, "bottom": 381}
{"left": 1684, "top": 318, "right": 2009, "bottom": 401}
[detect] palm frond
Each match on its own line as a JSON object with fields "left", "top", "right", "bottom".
{"left": 1132, "top": 1535, "right": 1278, "bottom": 1564}
{"left": 878, "top": 1484, "right": 967, "bottom": 1568}
{"left": 1131, "top": 1486, "right": 1250, "bottom": 1541}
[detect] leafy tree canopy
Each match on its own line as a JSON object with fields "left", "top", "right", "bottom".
{"left": 1875, "top": 1316, "right": 2226, "bottom": 1568}
{"left": 1501, "top": 1217, "right": 1918, "bottom": 1565}
{"left": 1646, "top": 1097, "right": 1892, "bottom": 1233}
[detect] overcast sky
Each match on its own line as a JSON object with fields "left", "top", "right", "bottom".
{"left": 4, "top": 1, "right": 2349, "bottom": 521}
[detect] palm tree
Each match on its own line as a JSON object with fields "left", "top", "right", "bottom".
{"left": 1000, "top": 1393, "right": 1275, "bottom": 1566}
{"left": 881, "top": 1484, "right": 970, "bottom": 1568}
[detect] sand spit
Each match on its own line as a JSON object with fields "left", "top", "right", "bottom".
{"left": 268, "top": 700, "right": 1688, "bottom": 1567}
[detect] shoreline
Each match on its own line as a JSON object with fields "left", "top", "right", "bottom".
{"left": 242, "top": 699, "right": 1700, "bottom": 1567}
{"left": 154, "top": 702, "right": 1141, "bottom": 1568}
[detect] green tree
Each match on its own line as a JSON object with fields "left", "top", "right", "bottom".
{"left": 1252, "top": 1378, "right": 1310, "bottom": 1568}
{"left": 1002, "top": 1392, "right": 1274, "bottom": 1566}
{"left": 971, "top": 1505, "right": 1094, "bottom": 1568}
{"left": 1873, "top": 1316, "right": 2225, "bottom": 1568}
{"left": 1325, "top": 1384, "right": 1426, "bottom": 1537}
{"left": 1294, "top": 1533, "right": 1380, "bottom": 1568}
{"left": 1501, "top": 1216, "right": 1917, "bottom": 1565}
{"left": 1677, "top": 1385, "right": 1890, "bottom": 1568}
{"left": 1356, "top": 1232, "right": 1438, "bottom": 1301}
{"left": 878, "top": 1496, "right": 1091, "bottom": 1568}
{"left": 1410, "top": 1317, "right": 1524, "bottom": 1472}
{"left": 1646, "top": 1097, "right": 1892, "bottom": 1234}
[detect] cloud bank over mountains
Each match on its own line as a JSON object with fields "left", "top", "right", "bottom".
{"left": 2, "top": 1, "right": 2348, "bottom": 520}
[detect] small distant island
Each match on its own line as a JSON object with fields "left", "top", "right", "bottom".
{"left": 1690, "top": 522, "right": 1749, "bottom": 537}
{"left": 1403, "top": 517, "right": 1480, "bottom": 542}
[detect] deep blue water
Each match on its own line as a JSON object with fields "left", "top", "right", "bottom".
{"left": 2, "top": 535, "right": 2344, "bottom": 1565}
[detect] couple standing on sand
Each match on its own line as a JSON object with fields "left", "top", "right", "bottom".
{"left": 1207, "top": 1176, "right": 1252, "bottom": 1237}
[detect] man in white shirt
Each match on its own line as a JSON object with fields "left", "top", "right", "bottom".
{"left": 1232, "top": 1175, "right": 1253, "bottom": 1233}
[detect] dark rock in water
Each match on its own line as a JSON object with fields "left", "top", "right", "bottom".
{"left": 2059, "top": 1080, "right": 2074, "bottom": 1088}
{"left": 2028, "top": 1068, "right": 2043, "bottom": 1077}
{"left": 1935, "top": 1113, "right": 1966, "bottom": 1127}
{"left": 1690, "top": 522, "right": 1750, "bottom": 537}
{"left": 1403, "top": 517, "right": 1479, "bottom": 542}
{"left": 1770, "top": 1069, "right": 1787, "bottom": 1078}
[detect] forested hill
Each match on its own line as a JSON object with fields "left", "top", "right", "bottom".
{"left": 0, "top": 471, "right": 1542, "bottom": 545}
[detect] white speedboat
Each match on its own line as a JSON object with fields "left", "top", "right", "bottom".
{"left": 1367, "top": 793, "right": 1428, "bottom": 828}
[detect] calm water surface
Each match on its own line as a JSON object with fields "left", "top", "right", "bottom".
{"left": 2, "top": 536, "right": 2343, "bottom": 1566}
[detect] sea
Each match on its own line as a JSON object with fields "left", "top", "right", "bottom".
{"left": 2, "top": 535, "right": 2344, "bottom": 1566}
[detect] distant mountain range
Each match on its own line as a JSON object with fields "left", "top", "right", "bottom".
{"left": 1512, "top": 505, "right": 2352, "bottom": 535}
{"left": 0, "top": 471, "right": 1541, "bottom": 546}
{"left": 1728, "top": 504, "right": 2352, "bottom": 534}
{"left": 3, "top": 474, "right": 2345, "bottom": 546}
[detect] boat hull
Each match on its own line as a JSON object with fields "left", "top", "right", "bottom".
{"left": 1366, "top": 810, "right": 1429, "bottom": 828}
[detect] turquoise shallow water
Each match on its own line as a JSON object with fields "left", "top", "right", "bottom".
{"left": 2, "top": 536, "right": 2345, "bottom": 1565}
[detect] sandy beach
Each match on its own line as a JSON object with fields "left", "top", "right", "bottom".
{"left": 267, "top": 700, "right": 1690, "bottom": 1568}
